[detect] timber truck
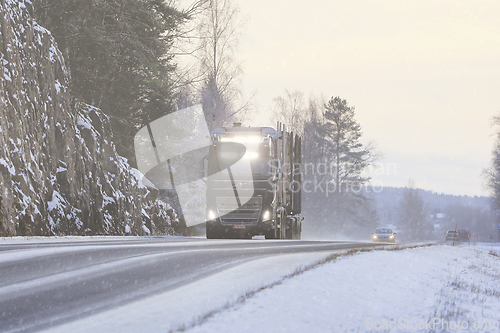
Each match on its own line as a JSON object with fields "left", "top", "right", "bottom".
{"left": 203, "top": 122, "right": 303, "bottom": 239}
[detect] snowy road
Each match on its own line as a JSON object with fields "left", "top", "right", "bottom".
{"left": 0, "top": 237, "right": 383, "bottom": 333}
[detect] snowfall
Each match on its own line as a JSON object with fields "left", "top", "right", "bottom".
{"left": 4, "top": 238, "right": 500, "bottom": 333}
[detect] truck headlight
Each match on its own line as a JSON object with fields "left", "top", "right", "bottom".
{"left": 207, "top": 210, "right": 216, "bottom": 220}
{"left": 262, "top": 210, "right": 271, "bottom": 221}
{"left": 245, "top": 151, "right": 259, "bottom": 159}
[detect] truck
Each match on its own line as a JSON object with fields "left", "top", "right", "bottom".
{"left": 203, "top": 122, "right": 303, "bottom": 239}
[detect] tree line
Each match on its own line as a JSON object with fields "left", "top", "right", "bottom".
{"left": 33, "top": 0, "right": 246, "bottom": 165}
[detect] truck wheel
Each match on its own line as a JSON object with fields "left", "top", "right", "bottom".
{"left": 278, "top": 211, "right": 286, "bottom": 239}
{"left": 285, "top": 218, "right": 294, "bottom": 239}
{"left": 265, "top": 229, "right": 276, "bottom": 239}
{"left": 295, "top": 220, "right": 302, "bottom": 240}
{"left": 265, "top": 219, "right": 278, "bottom": 239}
{"left": 206, "top": 228, "right": 221, "bottom": 239}
{"left": 291, "top": 219, "right": 302, "bottom": 240}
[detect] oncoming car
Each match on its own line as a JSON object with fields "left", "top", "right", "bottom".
{"left": 372, "top": 227, "right": 396, "bottom": 243}
{"left": 445, "top": 230, "right": 459, "bottom": 242}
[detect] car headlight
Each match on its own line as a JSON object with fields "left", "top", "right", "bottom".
{"left": 372, "top": 235, "right": 377, "bottom": 238}
{"left": 390, "top": 235, "right": 394, "bottom": 239}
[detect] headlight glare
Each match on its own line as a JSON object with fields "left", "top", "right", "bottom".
{"left": 246, "top": 151, "right": 259, "bottom": 159}
{"left": 207, "top": 210, "right": 216, "bottom": 220}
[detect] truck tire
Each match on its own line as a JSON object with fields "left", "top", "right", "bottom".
{"left": 285, "top": 217, "right": 293, "bottom": 240}
{"left": 265, "top": 219, "right": 278, "bottom": 239}
{"left": 206, "top": 228, "right": 222, "bottom": 239}
{"left": 264, "top": 230, "right": 276, "bottom": 239}
{"left": 286, "top": 217, "right": 303, "bottom": 240}
{"left": 289, "top": 218, "right": 302, "bottom": 240}
{"left": 294, "top": 220, "right": 302, "bottom": 240}
{"left": 278, "top": 211, "right": 286, "bottom": 239}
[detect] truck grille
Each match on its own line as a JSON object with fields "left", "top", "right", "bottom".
{"left": 216, "top": 196, "right": 262, "bottom": 225}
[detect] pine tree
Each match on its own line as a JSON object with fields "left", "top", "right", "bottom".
{"left": 34, "top": 0, "right": 187, "bottom": 163}
{"left": 303, "top": 96, "right": 377, "bottom": 234}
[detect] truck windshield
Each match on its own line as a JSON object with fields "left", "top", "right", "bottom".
{"left": 209, "top": 142, "right": 272, "bottom": 179}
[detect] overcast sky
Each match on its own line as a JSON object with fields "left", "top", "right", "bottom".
{"left": 232, "top": 0, "right": 500, "bottom": 196}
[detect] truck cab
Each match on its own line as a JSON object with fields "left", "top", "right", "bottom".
{"left": 204, "top": 123, "right": 302, "bottom": 239}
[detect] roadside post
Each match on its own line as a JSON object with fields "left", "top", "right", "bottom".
{"left": 453, "top": 224, "right": 457, "bottom": 246}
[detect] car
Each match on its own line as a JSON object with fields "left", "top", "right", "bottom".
{"left": 445, "top": 230, "right": 459, "bottom": 242}
{"left": 457, "top": 229, "right": 470, "bottom": 242}
{"left": 372, "top": 227, "right": 396, "bottom": 243}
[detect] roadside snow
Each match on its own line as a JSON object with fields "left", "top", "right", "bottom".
{"left": 183, "top": 244, "right": 500, "bottom": 333}
{"left": 473, "top": 242, "right": 500, "bottom": 255}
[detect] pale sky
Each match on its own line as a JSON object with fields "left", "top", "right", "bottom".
{"left": 234, "top": 0, "right": 500, "bottom": 196}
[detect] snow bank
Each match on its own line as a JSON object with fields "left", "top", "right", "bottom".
{"left": 186, "top": 245, "right": 500, "bottom": 333}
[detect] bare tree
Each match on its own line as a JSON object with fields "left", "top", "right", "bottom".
{"left": 170, "top": 1, "right": 209, "bottom": 99}
{"left": 484, "top": 114, "right": 500, "bottom": 213}
{"left": 398, "top": 180, "right": 431, "bottom": 241}
{"left": 271, "top": 89, "right": 308, "bottom": 135}
{"left": 197, "top": 0, "right": 248, "bottom": 130}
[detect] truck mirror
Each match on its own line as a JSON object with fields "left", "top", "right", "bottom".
{"left": 200, "top": 155, "right": 208, "bottom": 182}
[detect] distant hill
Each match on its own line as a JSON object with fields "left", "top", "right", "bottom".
{"left": 370, "top": 186, "right": 496, "bottom": 240}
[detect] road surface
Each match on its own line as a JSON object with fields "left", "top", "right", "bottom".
{"left": 0, "top": 237, "right": 389, "bottom": 333}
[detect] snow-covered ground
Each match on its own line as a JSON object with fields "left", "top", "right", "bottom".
{"left": 185, "top": 243, "right": 500, "bottom": 333}
{"left": 29, "top": 241, "right": 500, "bottom": 333}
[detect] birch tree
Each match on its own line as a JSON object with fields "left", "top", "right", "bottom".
{"left": 197, "top": 0, "right": 247, "bottom": 130}
{"left": 271, "top": 89, "right": 307, "bottom": 135}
